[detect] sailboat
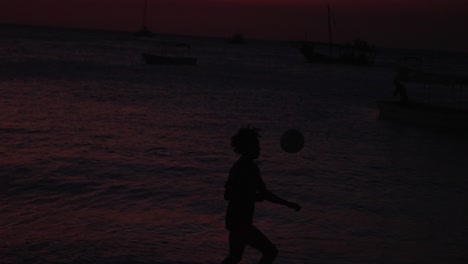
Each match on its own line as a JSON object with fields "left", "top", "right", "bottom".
{"left": 298, "top": 4, "right": 376, "bottom": 65}
{"left": 142, "top": 53, "right": 197, "bottom": 65}
{"left": 135, "top": 0, "right": 197, "bottom": 64}
{"left": 135, "top": 0, "right": 153, "bottom": 37}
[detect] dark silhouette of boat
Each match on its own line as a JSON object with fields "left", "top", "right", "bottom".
{"left": 142, "top": 53, "right": 197, "bottom": 65}
{"left": 298, "top": 40, "right": 376, "bottom": 65}
{"left": 142, "top": 41, "right": 197, "bottom": 65}
{"left": 135, "top": 26, "right": 153, "bottom": 38}
{"left": 228, "top": 33, "right": 247, "bottom": 44}
{"left": 377, "top": 71, "right": 468, "bottom": 129}
{"left": 377, "top": 101, "right": 468, "bottom": 129}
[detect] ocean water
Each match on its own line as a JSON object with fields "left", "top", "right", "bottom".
{"left": 1, "top": 26, "right": 467, "bottom": 264}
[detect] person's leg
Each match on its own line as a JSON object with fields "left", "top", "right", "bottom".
{"left": 246, "top": 226, "right": 278, "bottom": 264}
{"left": 222, "top": 228, "right": 247, "bottom": 264}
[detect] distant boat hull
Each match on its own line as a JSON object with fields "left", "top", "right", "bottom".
{"left": 377, "top": 100, "right": 468, "bottom": 129}
{"left": 298, "top": 42, "right": 375, "bottom": 66}
{"left": 135, "top": 29, "right": 153, "bottom": 38}
{"left": 142, "top": 53, "right": 197, "bottom": 65}
{"left": 298, "top": 45, "right": 336, "bottom": 63}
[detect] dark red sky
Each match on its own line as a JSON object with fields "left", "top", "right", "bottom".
{"left": 1, "top": 0, "right": 467, "bottom": 51}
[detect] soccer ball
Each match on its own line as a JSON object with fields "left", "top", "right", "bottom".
{"left": 280, "top": 129, "right": 304, "bottom": 153}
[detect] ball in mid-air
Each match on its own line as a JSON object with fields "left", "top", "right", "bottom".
{"left": 280, "top": 129, "right": 304, "bottom": 153}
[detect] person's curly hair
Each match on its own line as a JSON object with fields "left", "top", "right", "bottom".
{"left": 231, "top": 127, "right": 261, "bottom": 155}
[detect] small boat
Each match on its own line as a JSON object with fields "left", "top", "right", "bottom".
{"left": 228, "top": 33, "right": 246, "bottom": 44}
{"left": 377, "top": 71, "right": 468, "bottom": 129}
{"left": 135, "top": 26, "right": 153, "bottom": 38}
{"left": 142, "top": 53, "right": 197, "bottom": 65}
{"left": 377, "top": 101, "right": 468, "bottom": 129}
{"left": 298, "top": 40, "right": 376, "bottom": 65}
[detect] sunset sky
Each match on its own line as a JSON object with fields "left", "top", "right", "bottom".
{"left": 1, "top": 0, "right": 467, "bottom": 52}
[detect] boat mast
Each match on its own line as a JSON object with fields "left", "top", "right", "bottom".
{"left": 327, "top": 4, "right": 333, "bottom": 55}
{"left": 141, "top": 0, "right": 148, "bottom": 30}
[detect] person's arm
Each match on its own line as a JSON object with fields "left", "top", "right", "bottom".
{"left": 262, "top": 189, "right": 301, "bottom": 211}
{"left": 256, "top": 176, "right": 301, "bottom": 211}
{"left": 254, "top": 165, "right": 301, "bottom": 211}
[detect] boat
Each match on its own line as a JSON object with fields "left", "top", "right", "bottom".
{"left": 298, "top": 40, "right": 376, "bottom": 65}
{"left": 377, "top": 71, "right": 468, "bottom": 129}
{"left": 135, "top": 0, "right": 154, "bottom": 37}
{"left": 377, "top": 101, "right": 468, "bottom": 129}
{"left": 142, "top": 38, "right": 197, "bottom": 65}
{"left": 228, "top": 33, "right": 247, "bottom": 44}
{"left": 298, "top": 5, "right": 376, "bottom": 65}
{"left": 135, "top": 1, "right": 197, "bottom": 65}
{"left": 142, "top": 53, "right": 197, "bottom": 65}
{"left": 135, "top": 26, "right": 153, "bottom": 38}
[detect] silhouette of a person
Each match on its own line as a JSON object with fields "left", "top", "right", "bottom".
{"left": 222, "top": 128, "right": 301, "bottom": 264}
{"left": 393, "top": 69, "right": 410, "bottom": 104}
{"left": 393, "top": 78, "right": 409, "bottom": 104}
